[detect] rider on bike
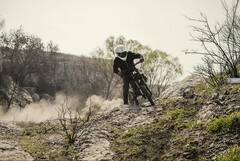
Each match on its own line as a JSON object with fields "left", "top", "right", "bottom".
{"left": 113, "top": 44, "right": 144, "bottom": 107}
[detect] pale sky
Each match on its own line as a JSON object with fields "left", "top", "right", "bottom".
{"left": 0, "top": 0, "right": 230, "bottom": 78}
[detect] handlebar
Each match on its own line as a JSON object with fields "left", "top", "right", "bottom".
{"left": 134, "top": 60, "right": 143, "bottom": 66}
{"left": 121, "top": 60, "right": 143, "bottom": 74}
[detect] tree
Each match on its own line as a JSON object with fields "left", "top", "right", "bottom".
{"left": 92, "top": 36, "right": 150, "bottom": 99}
{"left": 0, "top": 27, "right": 47, "bottom": 86}
{"left": 0, "top": 16, "right": 4, "bottom": 30}
{"left": 35, "top": 41, "right": 59, "bottom": 94}
{"left": 0, "top": 27, "right": 60, "bottom": 94}
{"left": 92, "top": 36, "right": 123, "bottom": 99}
{"left": 46, "top": 41, "right": 59, "bottom": 77}
{"left": 141, "top": 50, "right": 183, "bottom": 97}
{"left": 0, "top": 16, "right": 4, "bottom": 75}
{"left": 185, "top": 0, "right": 240, "bottom": 86}
{"left": 79, "top": 57, "right": 104, "bottom": 95}
{"left": 93, "top": 36, "right": 182, "bottom": 99}
{"left": 92, "top": 48, "right": 120, "bottom": 99}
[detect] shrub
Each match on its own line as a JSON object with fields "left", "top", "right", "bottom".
{"left": 217, "top": 146, "right": 240, "bottom": 161}
{"left": 178, "top": 121, "right": 202, "bottom": 130}
{"left": 207, "top": 112, "right": 240, "bottom": 133}
{"left": 162, "top": 108, "right": 187, "bottom": 123}
{"left": 194, "top": 83, "right": 215, "bottom": 97}
{"left": 57, "top": 98, "right": 93, "bottom": 145}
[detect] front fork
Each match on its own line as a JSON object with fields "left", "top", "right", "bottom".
{"left": 139, "top": 75, "right": 152, "bottom": 96}
{"left": 131, "top": 78, "right": 143, "bottom": 96}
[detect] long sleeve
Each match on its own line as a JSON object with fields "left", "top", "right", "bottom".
{"left": 113, "top": 59, "right": 120, "bottom": 74}
{"left": 133, "top": 53, "right": 141, "bottom": 59}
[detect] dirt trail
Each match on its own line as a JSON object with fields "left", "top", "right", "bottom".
{"left": 78, "top": 106, "right": 163, "bottom": 160}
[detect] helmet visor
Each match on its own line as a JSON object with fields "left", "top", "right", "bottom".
{"left": 117, "top": 52, "right": 127, "bottom": 58}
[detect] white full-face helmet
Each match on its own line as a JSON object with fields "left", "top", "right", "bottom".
{"left": 114, "top": 44, "right": 128, "bottom": 61}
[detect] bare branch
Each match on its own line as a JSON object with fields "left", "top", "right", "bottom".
{"left": 57, "top": 95, "right": 94, "bottom": 145}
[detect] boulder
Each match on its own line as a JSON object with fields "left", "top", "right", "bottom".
{"left": 160, "top": 74, "right": 204, "bottom": 99}
{"left": 0, "top": 75, "right": 33, "bottom": 109}
{"left": 182, "top": 87, "right": 195, "bottom": 99}
{"left": 31, "top": 93, "right": 41, "bottom": 102}
{"left": 40, "top": 93, "right": 51, "bottom": 101}
{"left": 211, "top": 92, "right": 219, "bottom": 100}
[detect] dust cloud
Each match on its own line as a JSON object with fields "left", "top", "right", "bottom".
{"left": 0, "top": 93, "right": 122, "bottom": 122}
{"left": 81, "top": 95, "right": 122, "bottom": 116}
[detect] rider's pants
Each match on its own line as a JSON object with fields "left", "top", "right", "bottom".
{"left": 123, "top": 76, "right": 139, "bottom": 105}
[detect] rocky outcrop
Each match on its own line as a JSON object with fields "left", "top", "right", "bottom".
{"left": 78, "top": 106, "right": 163, "bottom": 161}
{"left": 197, "top": 92, "right": 240, "bottom": 123}
{"left": 0, "top": 75, "right": 33, "bottom": 110}
{"left": 0, "top": 105, "right": 163, "bottom": 161}
{"left": 160, "top": 74, "right": 204, "bottom": 99}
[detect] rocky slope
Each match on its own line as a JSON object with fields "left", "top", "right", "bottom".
{"left": 1, "top": 74, "right": 240, "bottom": 161}
{"left": 0, "top": 122, "right": 33, "bottom": 161}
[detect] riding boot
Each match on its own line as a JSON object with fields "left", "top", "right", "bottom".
{"left": 134, "top": 97, "right": 139, "bottom": 106}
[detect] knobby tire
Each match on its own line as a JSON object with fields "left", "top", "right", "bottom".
{"left": 140, "top": 85, "right": 155, "bottom": 106}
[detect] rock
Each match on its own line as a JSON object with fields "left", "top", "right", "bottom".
{"left": 213, "top": 100, "right": 224, "bottom": 106}
{"left": 182, "top": 149, "right": 198, "bottom": 159}
{"left": 31, "top": 93, "right": 41, "bottom": 102}
{"left": 40, "top": 93, "right": 50, "bottom": 101}
{"left": 19, "top": 89, "right": 33, "bottom": 102}
{"left": 0, "top": 122, "right": 34, "bottom": 161}
{"left": 159, "top": 74, "right": 204, "bottom": 99}
{"left": 189, "top": 140, "right": 199, "bottom": 146}
{"left": 0, "top": 76, "right": 33, "bottom": 108}
{"left": 214, "top": 137, "right": 220, "bottom": 142}
{"left": 219, "top": 94, "right": 226, "bottom": 101}
{"left": 209, "top": 143, "right": 215, "bottom": 148}
{"left": 196, "top": 105, "right": 214, "bottom": 122}
{"left": 0, "top": 140, "right": 34, "bottom": 161}
{"left": 23, "top": 87, "right": 36, "bottom": 94}
{"left": 182, "top": 87, "right": 195, "bottom": 99}
{"left": 211, "top": 92, "right": 219, "bottom": 100}
{"left": 223, "top": 90, "right": 230, "bottom": 95}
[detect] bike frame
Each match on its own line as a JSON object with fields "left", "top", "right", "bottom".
{"left": 123, "top": 61, "right": 152, "bottom": 97}
{"left": 120, "top": 60, "right": 155, "bottom": 106}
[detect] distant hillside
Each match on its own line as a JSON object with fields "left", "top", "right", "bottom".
{"left": 0, "top": 50, "right": 122, "bottom": 110}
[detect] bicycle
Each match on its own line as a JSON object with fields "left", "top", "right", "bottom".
{"left": 122, "top": 60, "right": 155, "bottom": 106}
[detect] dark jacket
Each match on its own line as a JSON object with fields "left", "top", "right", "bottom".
{"left": 113, "top": 51, "right": 141, "bottom": 76}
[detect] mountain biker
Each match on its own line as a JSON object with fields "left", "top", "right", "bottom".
{"left": 113, "top": 44, "right": 144, "bottom": 107}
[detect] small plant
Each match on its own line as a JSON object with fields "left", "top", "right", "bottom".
{"left": 216, "top": 146, "right": 240, "bottom": 161}
{"left": 178, "top": 121, "right": 202, "bottom": 130}
{"left": 163, "top": 108, "right": 194, "bottom": 122}
{"left": 57, "top": 96, "right": 93, "bottom": 145}
{"left": 158, "top": 98, "right": 178, "bottom": 106}
{"left": 207, "top": 112, "right": 240, "bottom": 133}
{"left": 167, "top": 108, "right": 186, "bottom": 120}
{"left": 20, "top": 135, "right": 47, "bottom": 160}
{"left": 193, "top": 83, "right": 215, "bottom": 97}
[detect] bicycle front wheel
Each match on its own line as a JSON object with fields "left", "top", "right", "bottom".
{"left": 140, "top": 85, "right": 155, "bottom": 106}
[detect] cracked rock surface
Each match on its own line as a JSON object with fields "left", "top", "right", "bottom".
{"left": 0, "top": 122, "right": 34, "bottom": 161}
